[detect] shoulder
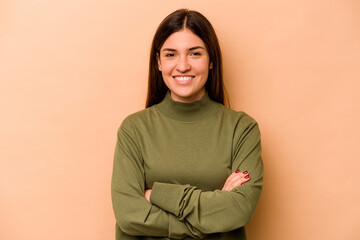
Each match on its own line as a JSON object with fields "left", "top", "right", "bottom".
{"left": 117, "top": 106, "right": 158, "bottom": 134}
{"left": 216, "top": 107, "right": 262, "bottom": 148}
{"left": 122, "top": 107, "right": 154, "bottom": 124}
{"left": 217, "top": 105, "right": 259, "bottom": 128}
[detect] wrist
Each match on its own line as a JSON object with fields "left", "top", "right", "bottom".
{"left": 144, "top": 189, "right": 152, "bottom": 202}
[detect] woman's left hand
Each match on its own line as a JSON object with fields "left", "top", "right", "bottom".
{"left": 145, "top": 189, "right": 152, "bottom": 202}
{"left": 222, "top": 170, "right": 250, "bottom": 191}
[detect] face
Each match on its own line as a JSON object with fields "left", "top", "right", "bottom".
{"left": 157, "top": 29, "right": 212, "bottom": 103}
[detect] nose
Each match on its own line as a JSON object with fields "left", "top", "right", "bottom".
{"left": 176, "top": 56, "right": 191, "bottom": 72}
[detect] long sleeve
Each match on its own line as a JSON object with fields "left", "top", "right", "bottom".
{"left": 111, "top": 118, "right": 205, "bottom": 239}
{"left": 149, "top": 119, "right": 264, "bottom": 234}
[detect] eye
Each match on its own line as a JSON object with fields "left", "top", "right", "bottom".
{"left": 165, "top": 53, "right": 175, "bottom": 57}
{"left": 190, "top": 52, "right": 201, "bottom": 56}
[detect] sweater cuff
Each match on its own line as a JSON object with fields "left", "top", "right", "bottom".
{"left": 169, "top": 216, "right": 204, "bottom": 239}
{"left": 150, "top": 182, "right": 186, "bottom": 216}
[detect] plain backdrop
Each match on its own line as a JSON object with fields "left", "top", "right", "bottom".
{"left": 1, "top": 0, "right": 359, "bottom": 239}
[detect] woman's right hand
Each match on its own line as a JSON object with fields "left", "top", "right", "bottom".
{"left": 222, "top": 170, "right": 250, "bottom": 191}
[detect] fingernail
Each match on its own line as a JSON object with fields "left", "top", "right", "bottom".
{"left": 235, "top": 169, "right": 240, "bottom": 173}
{"left": 245, "top": 175, "right": 250, "bottom": 179}
{"left": 243, "top": 171, "right": 248, "bottom": 175}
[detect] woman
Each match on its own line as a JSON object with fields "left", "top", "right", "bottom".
{"left": 112, "top": 9, "right": 264, "bottom": 240}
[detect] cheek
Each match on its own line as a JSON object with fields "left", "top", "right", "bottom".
{"left": 160, "top": 66, "right": 173, "bottom": 86}
{"left": 197, "top": 62, "right": 211, "bottom": 78}
{"left": 159, "top": 61, "right": 174, "bottom": 75}
{"left": 196, "top": 58, "right": 211, "bottom": 72}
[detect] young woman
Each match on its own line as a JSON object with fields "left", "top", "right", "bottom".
{"left": 112, "top": 9, "right": 264, "bottom": 240}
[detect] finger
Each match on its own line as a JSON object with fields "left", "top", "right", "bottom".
{"left": 222, "top": 174, "right": 236, "bottom": 191}
{"left": 223, "top": 177, "right": 247, "bottom": 191}
{"left": 223, "top": 171, "right": 250, "bottom": 191}
{"left": 227, "top": 170, "right": 249, "bottom": 185}
{"left": 222, "top": 170, "right": 239, "bottom": 190}
{"left": 222, "top": 170, "right": 250, "bottom": 190}
{"left": 223, "top": 171, "right": 240, "bottom": 188}
{"left": 233, "top": 175, "right": 251, "bottom": 186}
{"left": 228, "top": 169, "right": 245, "bottom": 180}
{"left": 225, "top": 178, "right": 250, "bottom": 191}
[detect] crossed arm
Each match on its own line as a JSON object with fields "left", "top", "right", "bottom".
{"left": 111, "top": 119, "right": 264, "bottom": 239}
{"left": 145, "top": 169, "right": 251, "bottom": 201}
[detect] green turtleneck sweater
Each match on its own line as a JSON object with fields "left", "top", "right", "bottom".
{"left": 111, "top": 93, "right": 264, "bottom": 240}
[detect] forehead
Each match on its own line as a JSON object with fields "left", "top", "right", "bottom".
{"left": 161, "top": 29, "right": 206, "bottom": 50}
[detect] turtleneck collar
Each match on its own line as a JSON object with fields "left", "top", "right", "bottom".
{"left": 154, "top": 92, "right": 220, "bottom": 122}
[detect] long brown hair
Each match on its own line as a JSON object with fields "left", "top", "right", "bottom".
{"left": 146, "top": 9, "right": 226, "bottom": 108}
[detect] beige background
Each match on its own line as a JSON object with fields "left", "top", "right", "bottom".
{"left": 1, "top": 0, "right": 359, "bottom": 239}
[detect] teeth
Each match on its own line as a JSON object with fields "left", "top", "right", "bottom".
{"left": 175, "top": 76, "right": 193, "bottom": 81}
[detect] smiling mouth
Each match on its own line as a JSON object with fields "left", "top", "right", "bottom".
{"left": 173, "top": 75, "right": 195, "bottom": 84}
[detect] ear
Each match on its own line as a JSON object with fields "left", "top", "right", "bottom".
{"left": 157, "top": 53, "right": 162, "bottom": 71}
{"left": 209, "top": 62, "right": 213, "bottom": 69}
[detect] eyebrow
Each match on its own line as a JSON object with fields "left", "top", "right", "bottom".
{"left": 162, "top": 46, "right": 206, "bottom": 52}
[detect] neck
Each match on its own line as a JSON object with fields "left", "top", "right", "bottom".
{"left": 155, "top": 92, "right": 220, "bottom": 122}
